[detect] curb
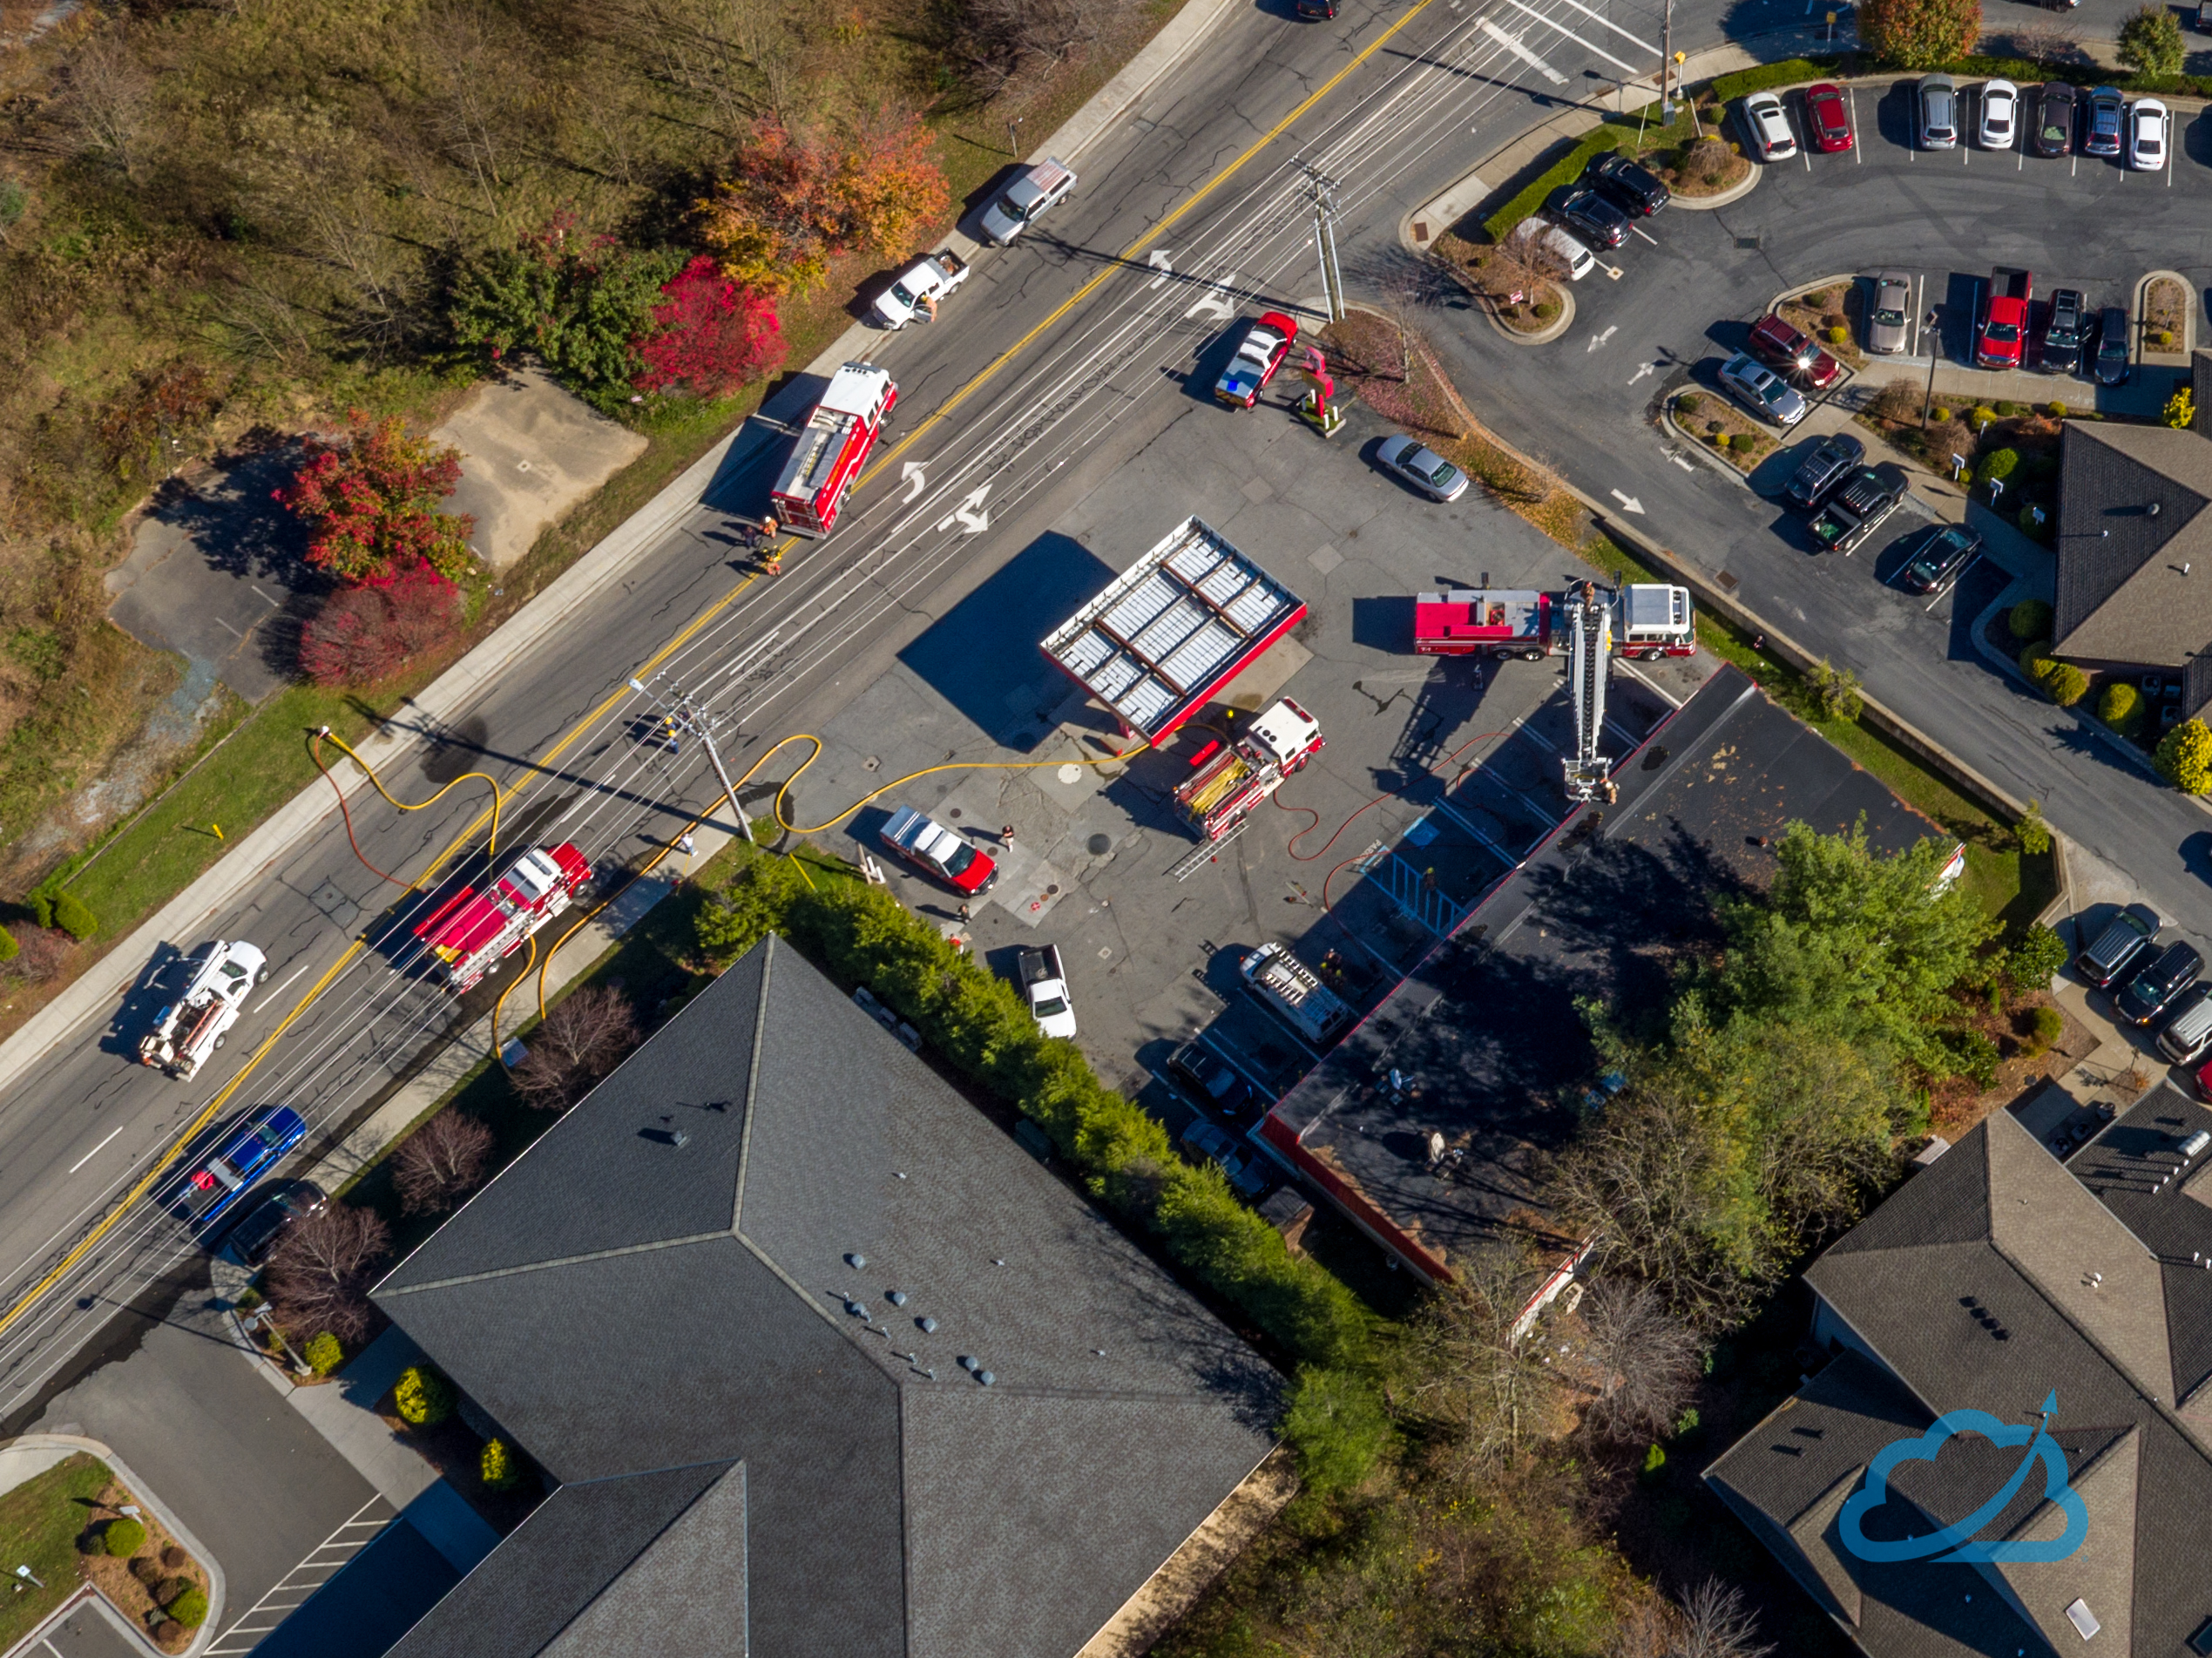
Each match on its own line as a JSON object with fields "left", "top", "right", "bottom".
{"left": 1661, "top": 399, "right": 1766, "bottom": 486}
{"left": 1667, "top": 159, "right": 1762, "bottom": 211}
{"left": 0, "top": 1434, "right": 227, "bottom": 1658}
{"left": 0, "top": 0, "right": 1250, "bottom": 1105}
{"left": 1769, "top": 272, "right": 1870, "bottom": 367}
{"left": 1475, "top": 286, "right": 1575, "bottom": 347}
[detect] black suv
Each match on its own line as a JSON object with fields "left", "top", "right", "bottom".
{"left": 2094, "top": 307, "right": 2131, "bottom": 385}
{"left": 1785, "top": 433, "right": 1866, "bottom": 509}
{"left": 1585, "top": 152, "right": 1669, "bottom": 215}
{"left": 2119, "top": 940, "right": 2202, "bottom": 1025}
{"left": 2040, "top": 288, "right": 2089, "bottom": 374}
{"left": 1167, "top": 1040, "right": 1262, "bottom": 1122}
{"left": 1545, "top": 185, "right": 1628, "bottom": 249}
{"left": 1809, "top": 468, "right": 1901, "bottom": 554}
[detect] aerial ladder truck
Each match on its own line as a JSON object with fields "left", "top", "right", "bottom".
{"left": 1561, "top": 582, "right": 1618, "bottom": 805}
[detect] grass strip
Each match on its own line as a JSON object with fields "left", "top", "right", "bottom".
{"left": 0, "top": 1453, "right": 113, "bottom": 1653}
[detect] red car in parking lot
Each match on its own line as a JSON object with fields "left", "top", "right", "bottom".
{"left": 1804, "top": 83, "right": 1853, "bottom": 152}
{"left": 1747, "top": 312, "right": 1843, "bottom": 390}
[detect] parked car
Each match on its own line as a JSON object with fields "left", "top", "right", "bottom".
{"left": 1740, "top": 91, "right": 1798, "bottom": 161}
{"left": 1747, "top": 312, "right": 1842, "bottom": 389}
{"left": 1167, "top": 1040, "right": 1262, "bottom": 1122}
{"left": 1808, "top": 468, "right": 1901, "bottom": 554}
{"left": 1181, "top": 1120, "right": 1268, "bottom": 1197}
{"left": 165, "top": 1106, "right": 309, "bottom": 1234}
{"left": 1546, "top": 185, "right": 1628, "bottom": 249}
{"left": 1899, "top": 524, "right": 1982, "bottom": 594}
{"left": 1785, "top": 432, "right": 1866, "bottom": 509}
{"left": 1585, "top": 151, "right": 1669, "bottom": 215}
{"left": 2094, "top": 306, "right": 2132, "bottom": 386}
{"left": 1214, "top": 311, "right": 1300, "bottom": 409}
{"left": 225, "top": 1179, "right": 327, "bottom": 1265}
{"left": 2128, "top": 98, "right": 2168, "bottom": 170}
{"left": 2119, "top": 939, "right": 2202, "bottom": 1024}
{"left": 2085, "top": 86, "right": 2125, "bottom": 157}
{"left": 1867, "top": 272, "right": 1912, "bottom": 355}
{"left": 2033, "top": 84, "right": 2079, "bottom": 156}
{"left": 1294, "top": 0, "right": 1339, "bottom": 15}
{"left": 1018, "top": 944, "right": 1077, "bottom": 1039}
{"left": 1719, "top": 353, "right": 1809, "bottom": 428}
{"left": 1377, "top": 434, "right": 1469, "bottom": 502}
{"left": 979, "top": 157, "right": 1076, "bottom": 244}
{"left": 1512, "top": 217, "right": 1596, "bottom": 282}
{"left": 880, "top": 806, "right": 998, "bottom": 894}
{"left": 1918, "top": 75, "right": 1959, "bottom": 148}
{"left": 2075, "top": 910, "right": 2155, "bottom": 987}
{"left": 1979, "top": 78, "right": 2019, "bottom": 148}
{"left": 2040, "top": 288, "right": 2091, "bottom": 374}
{"left": 1804, "top": 82, "right": 1853, "bottom": 152}
{"left": 2158, "top": 985, "right": 2212, "bottom": 1064}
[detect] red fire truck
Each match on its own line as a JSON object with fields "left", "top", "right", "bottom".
{"left": 769, "top": 362, "right": 896, "bottom": 538}
{"left": 413, "top": 843, "right": 592, "bottom": 991}
{"left": 1173, "top": 699, "right": 1325, "bottom": 841}
{"left": 1413, "top": 584, "right": 1696, "bottom": 661}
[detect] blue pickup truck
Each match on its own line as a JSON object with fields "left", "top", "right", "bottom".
{"left": 166, "top": 1106, "right": 308, "bottom": 1234}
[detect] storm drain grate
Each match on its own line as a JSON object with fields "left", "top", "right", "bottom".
{"left": 1735, "top": 234, "right": 1762, "bottom": 250}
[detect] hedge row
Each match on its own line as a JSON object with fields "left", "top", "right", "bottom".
{"left": 1708, "top": 57, "right": 1846, "bottom": 102}
{"left": 1482, "top": 127, "right": 1628, "bottom": 241}
{"left": 708, "top": 856, "right": 1370, "bottom": 1369}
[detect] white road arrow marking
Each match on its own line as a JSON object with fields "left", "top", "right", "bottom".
{"left": 1184, "top": 284, "right": 1235, "bottom": 321}
{"left": 1609, "top": 490, "right": 1645, "bottom": 514}
{"left": 1628, "top": 361, "right": 1659, "bottom": 385}
{"left": 937, "top": 484, "right": 991, "bottom": 535}
{"left": 1147, "top": 249, "right": 1173, "bottom": 289}
{"left": 1669, "top": 454, "right": 1695, "bottom": 471}
{"left": 1478, "top": 17, "right": 1568, "bottom": 84}
{"left": 900, "top": 462, "right": 927, "bottom": 504}
{"left": 1586, "top": 326, "right": 1617, "bottom": 353}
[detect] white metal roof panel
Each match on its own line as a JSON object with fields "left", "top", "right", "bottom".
{"left": 819, "top": 362, "right": 890, "bottom": 417}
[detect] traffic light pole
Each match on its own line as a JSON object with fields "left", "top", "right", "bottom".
{"left": 627, "top": 676, "right": 754, "bottom": 843}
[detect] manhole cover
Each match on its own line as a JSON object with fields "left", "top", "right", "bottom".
{"left": 1056, "top": 763, "right": 1083, "bottom": 784}
{"left": 1086, "top": 834, "right": 1112, "bottom": 856}
{"left": 948, "top": 808, "right": 962, "bottom": 818}
{"left": 1045, "top": 884, "right": 1060, "bottom": 896}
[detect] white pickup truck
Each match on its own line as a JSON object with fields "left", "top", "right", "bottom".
{"left": 138, "top": 940, "right": 269, "bottom": 1080}
{"left": 1018, "top": 944, "right": 1077, "bottom": 1039}
{"left": 872, "top": 250, "right": 970, "bottom": 330}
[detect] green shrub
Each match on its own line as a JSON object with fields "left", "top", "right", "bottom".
{"left": 2046, "top": 401, "right": 2068, "bottom": 418}
{"left": 0, "top": 925, "right": 15, "bottom": 963}
{"left": 2156, "top": 717, "right": 2212, "bottom": 794}
{"left": 395, "top": 1364, "right": 456, "bottom": 1426}
{"left": 1532, "top": 301, "right": 1557, "bottom": 322}
{"left": 2119, "top": 1, "right": 2186, "bottom": 76}
{"left": 1640, "top": 1444, "right": 1667, "bottom": 1483}
{"left": 303, "top": 1332, "right": 344, "bottom": 1376}
{"left": 2099, "top": 680, "right": 2142, "bottom": 734}
{"left": 50, "top": 890, "right": 95, "bottom": 941}
{"left": 2044, "top": 660, "right": 2089, "bottom": 707}
{"left": 2007, "top": 599, "right": 2052, "bottom": 640}
{"left": 481, "top": 1437, "right": 522, "bottom": 1492}
{"left": 2013, "top": 801, "right": 2051, "bottom": 856}
{"left": 1970, "top": 404, "right": 1999, "bottom": 430}
{"left": 1280, "top": 1367, "right": 1392, "bottom": 1494}
{"left": 2155, "top": 328, "right": 2175, "bottom": 349}
{"left": 1708, "top": 58, "right": 1841, "bottom": 100}
{"left": 1729, "top": 433, "right": 1756, "bottom": 454}
{"left": 1808, "top": 658, "right": 1863, "bottom": 721}
{"left": 1943, "top": 1026, "right": 2001, "bottom": 1087}
{"left": 28, "top": 890, "right": 52, "bottom": 930}
{"left": 165, "top": 1586, "right": 208, "bottom": 1628}
{"left": 1826, "top": 325, "right": 1849, "bottom": 346}
{"left": 1676, "top": 392, "right": 1701, "bottom": 414}
{"left": 1483, "top": 127, "right": 1627, "bottom": 240}
{"left": 1672, "top": 1407, "right": 1701, "bottom": 1439}
{"left": 2030, "top": 1005, "right": 2065, "bottom": 1045}
{"left": 103, "top": 1519, "right": 145, "bottom": 1558}
{"left": 1928, "top": 405, "right": 1951, "bottom": 423}
{"left": 1994, "top": 401, "right": 2023, "bottom": 418}
{"left": 1978, "top": 447, "right": 2019, "bottom": 484}
{"left": 2005, "top": 924, "right": 2068, "bottom": 987}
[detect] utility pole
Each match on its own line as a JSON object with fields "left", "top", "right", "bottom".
{"left": 1661, "top": 0, "right": 1674, "bottom": 121}
{"left": 627, "top": 676, "right": 754, "bottom": 843}
{"left": 1303, "top": 164, "right": 1344, "bottom": 322}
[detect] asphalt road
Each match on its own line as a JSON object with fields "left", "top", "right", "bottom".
{"left": 1425, "top": 71, "right": 2212, "bottom": 971}
{"left": 0, "top": 0, "right": 1738, "bottom": 1421}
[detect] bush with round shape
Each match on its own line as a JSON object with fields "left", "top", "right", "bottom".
{"left": 303, "top": 1331, "right": 344, "bottom": 1375}
{"left": 1826, "top": 325, "right": 1850, "bottom": 346}
{"left": 51, "top": 890, "right": 94, "bottom": 941}
{"left": 2099, "top": 680, "right": 2141, "bottom": 734}
{"left": 2042, "top": 660, "right": 2089, "bottom": 707}
{"left": 0, "top": 926, "right": 15, "bottom": 964}
{"left": 165, "top": 1586, "right": 208, "bottom": 1628}
{"left": 104, "top": 1518, "right": 145, "bottom": 1558}
{"left": 1676, "top": 392, "right": 1701, "bottom": 415}
{"left": 1928, "top": 405, "right": 1951, "bottom": 423}
{"left": 2031, "top": 1005, "right": 2065, "bottom": 1046}
{"left": 2013, "top": 802, "right": 2052, "bottom": 857}
{"left": 1730, "top": 433, "right": 1757, "bottom": 454}
{"left": 2008, "top": 599, "right": 2052, "bottom": 640}
{"left": 482, "top": 1437, "right": 522, "bottom": 1492}
{"left": 2156, "top": 717, "right": 2212, "bottom": 795}
{"left": 2155, "top": 329, "right": 2175, "bottom": 349}
{"left": 2046, "top": 400, "right": 2068, "bottom": 419}
{"left": 1979, "top": 448, "right": 2019, "bottom": 484}
{"left": 394, "top": 1364, "right": 456, "bottom": 1427}
{"left": 1532, "top": 300, "right": 1557, "bottom": 321}
{"left": 159, "top": 1545, "right": 185, "bottom": 1571}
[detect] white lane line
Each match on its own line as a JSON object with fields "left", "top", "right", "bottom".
{"left": 1669, "top": 453, "right": 1695, "bottom": 470}
{"left": 1631, "top": 223, "right": 1657, "bottom": 245}
{"left": 249, "top": 585, "right": 283, "bottom": 609}
{"left": 1499, "top": 0, "right": 1642, "bottom": 78}
{"left": 1545, "top": 0, "right": 1659, "bottom": 54}
{"left": 1478, "top": 17, "right": 1567, "bottom": 85}
{"left": 265, "top": 959, "right": 315, "bottom": 1002}
{"left": 66, "top": 1126, "right": 125, "bottom": 1175}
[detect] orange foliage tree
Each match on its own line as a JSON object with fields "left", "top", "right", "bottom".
{"left": 697, "top": 113, "right": 949, "bottom": 296}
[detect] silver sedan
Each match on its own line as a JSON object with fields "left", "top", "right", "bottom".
{"left": 1376, "top": 434, "right": 1470, "bottom": 502}
{"left": 1868, "top": 272, "right": 1911, "bottom": 355}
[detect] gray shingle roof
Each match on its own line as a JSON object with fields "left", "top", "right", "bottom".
{"left": 2052, "top": 421, "right": 2212, "bottom": 668}
{"left": 1709, "top": 1099, "right": 2212, "bottom": 1658}
{"left": 377, "top": 936, "right": 1281, "bottom": 1658}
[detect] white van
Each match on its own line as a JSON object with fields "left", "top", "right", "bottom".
{"left": 1511, "top": 218, "right": 1595, "bottom": 283}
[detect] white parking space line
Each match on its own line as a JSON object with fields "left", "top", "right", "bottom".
{"left": 1497, "top": 0, "right": 1641, "bottom": 78}
{"left": 1631, "top": 224, "right": 1657, "bottom": 245}
{"left": 1478, "top": 18, "right": 1567, "bottom": 85}
{"left": 65, "top": 1126, "right": 123, "bottom": 1175}
{"left": 1850, "top": 85, "right": 1862, "bottom": 164}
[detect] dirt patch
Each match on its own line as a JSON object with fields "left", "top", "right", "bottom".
{"left": 1433, "top": 233, "right": 1565, "bottom": 335}
{"left": 79, "top": 1477, "right": 212, "bottom": 1654}
{"left": 1778, "top": 282, "right": 1864, "bottom": 369}
{"left": 1666, "top": 389, "right": 1775, "bottom": 472}
{"left": 2145, "top": 278, "right": 2188, "bottom": 352}
{"left": 1926, "top": 991, "right": 2097, "bottom": 1140}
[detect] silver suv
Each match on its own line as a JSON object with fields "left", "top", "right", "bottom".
{"left": 1720, "top": 353, "right": 1809, "bottom": 428}
{"left": 979, "top": 158, "right": 1077, "bottom": 245}
{"left": 1918, "top": 75, "right": 1958, "bottom": 149}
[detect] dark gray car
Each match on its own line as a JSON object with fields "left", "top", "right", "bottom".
{"left": 2095, "top": 306, "right": 2131, "bottom": 385}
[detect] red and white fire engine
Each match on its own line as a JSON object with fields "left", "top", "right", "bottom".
{"left": 1174, "top": 699, "right": 1325, "bottom": 841}
{"left": 413, "top": 843, "right": 592, "bottom": 991}
{"left": 769, "top": 362, "right": 896, "bottom": 538}
{"left": 1413, "top": 583, "right": 1697, "bottom": 661}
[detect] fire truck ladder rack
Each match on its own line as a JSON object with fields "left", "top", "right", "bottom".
{"left": 1168, "top": 818, "right": 1248, "bottom": 882}
{"left": 1562, "top": 584, "right": 1617, "bottom": 806}
{"left": 1380, "top": 849, "right": 1465, "bottom": 937}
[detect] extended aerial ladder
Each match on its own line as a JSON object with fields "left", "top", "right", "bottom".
{"left": 1561, "top": 582, "right": 1618, "bottom": 804}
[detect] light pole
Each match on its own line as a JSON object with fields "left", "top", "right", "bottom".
{"left": 628, "top": 677, "right": 754, "bottom": 844}
{"left": 1922, "top": 308, "right": 1941, "bottom": 428}
{"left": 1302, "top": 164, "right": 1344, "bottom": 322}
{"left": 1007, "top": 117, "right": 1025, "bottom": 158}
{"left": 1661, "top": 0, "right": 1674, "bottom": 121}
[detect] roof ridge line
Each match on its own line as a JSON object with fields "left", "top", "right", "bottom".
{"left": 731, "top": 936, "right": 775, "bottom": 1235}
{"left": 376, "top": 1229, "right": 734, "bottom": 1296}
{"left": 562, "top": 1455, "right": 743, "bottom": 1487}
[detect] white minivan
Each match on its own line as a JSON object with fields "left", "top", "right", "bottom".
{"left": 1512, "top": 217, "right": 1595, "bottom": 282}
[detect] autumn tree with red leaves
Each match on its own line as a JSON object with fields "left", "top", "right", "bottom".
{"left": 632, "top": 255, "right": 786, "bottom": 398}
{"left": 298, "top": 563, "right": 464, "bottom": 686}
{"left": 697, "top": 112, "right": 949, "bottom": 297}
{"left": 279, "top": 411, "right": 477, "bottom": 585}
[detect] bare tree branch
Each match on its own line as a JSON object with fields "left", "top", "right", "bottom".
{"left": 1403, "top": 1257, "right": 1561, "bottom": 1480}
{"left": 1669, "top": 1579, "right": 1774, "bottom": 1658}
{"left": 1576, "top": 1278, "right": 1701, "bottom": 1444}
{"left": 511, "top": 985, "right": 639, "bottom": 1110}
{"left": 394, "top": 1109, "right": 496, "bottom": 1215}
{"left": 266, "top": 1204, "right": 391, "bottom": 1343}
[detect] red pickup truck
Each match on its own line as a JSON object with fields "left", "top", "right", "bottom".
{"left": 1977, "top": 267, "right": 2033, "bottom": 369}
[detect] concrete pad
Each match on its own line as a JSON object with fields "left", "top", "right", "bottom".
{"left": 432, "top": 365, "right": 648, "bottom": 572}
{"left": 287, "top": 1328, "right": 437, "bottom": 1509}
{"left": 0, "top": 1439, "right": 77, "bottom": 1499}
